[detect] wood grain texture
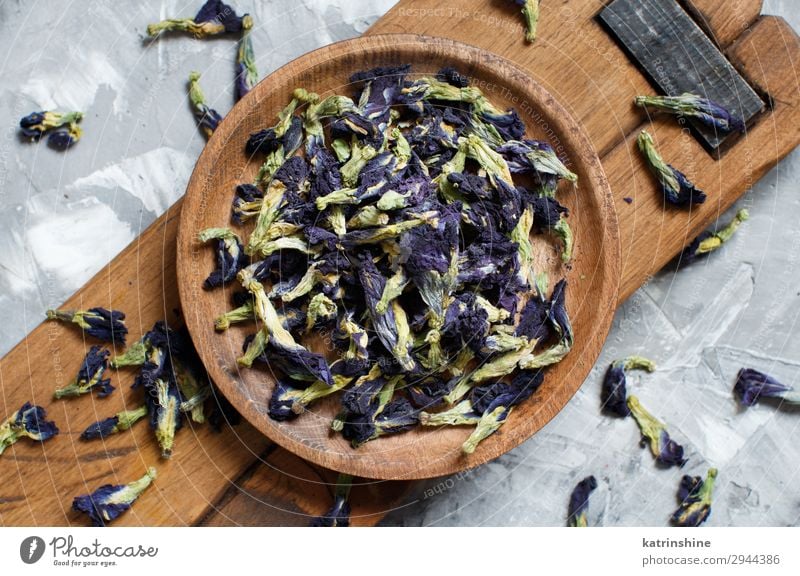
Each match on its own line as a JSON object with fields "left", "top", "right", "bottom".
{"left": 176, "top": 34, "right": 619, "bottom": 481}
{"left": 2, "top": 0, "right": 799, "bottom": 526}
{"left": 683, "top": 0, "right": 763, "bottom": 48}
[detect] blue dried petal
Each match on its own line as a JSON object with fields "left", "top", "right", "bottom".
{"left": 457, "top": 229, "right": 520, "bottom": 287}
{"left": 246, "top": 128, "right": 280, "bottom": 155}
{"left": 17, "top": 404, "right": 59, "bottom": 440}
{"left": 47, "top": 127, "right": 80, "bottom": 149}
{"left": 194, "top": 0, "right": 245, "bottom": 32}
{"left": 343, "top": 397, "right": 418, "bottom": 446}
{"left": 671, "top": 468, "right": 716, "bottom": 527}
{"left": 470, "top": 370, "right": 543, "bottom": 414}
{"left": 480, "top": 108, "right": 525, "bottom": 141}
{"left": 734, "top": 368, "right": 796, "bottom": 407}
{"left": 282, "top": 116, "right": 304, "bottom": 154}
{"left": 342, "top": 376, "right": 387, "bottom": 415}
{"left": 436, "top": 66, "right": 470, "bottom": 88}
{"left": 80, "top": 416, "right": 120, "bottom": 440}
{"left": 311, "top": 494, "right": 351, "bottom": 527}
{"left": 72, "top": 468, "right": 156, "bottom": 527}
{"left": 547, "top": 279, "right": 572, "bottom": 344}
{"left": 530, "top": 195, "right": 568, "bottom": 230}
{"left": 132, "top": 321, "right": 178, "bottom": 390}
{"left": 567, "top": 475, "right": 597, "bottom": 527}
{"left": 664, "top": 166, "right": 707, "bottom": 206}
{"left": 441, "top": 293, "right": 489, "bottom": 355}
{"left": 602, "top": 363, "right": 630, "bottom": 417}
{"left": 266, "top": 337, "right": 334, "bottom": 386}
{"left": 350, "top": 64, "right": 410, "bottom": 122}
{"left": 204, "top": 236, "right": 245, "bottom": 289}
{"left": 515, "top": 297, "right": 552, "bottom": 342}
{"left": 309, "top": 148, "right": 343, "bottom": 201}
{"left": 85, "top": 308, "right": 128, "bottom": 344}
{"left": 268, "top": 379, "right": 300, "bottom": 421}
{"left": 273, "top": 156, "right": 309, "bottom": 192}
{"left": 19, "top": 111, "right": 46, "bottom": 138}
{"left": 408, "top": 377, "right": 458, "bottom": 409}
{"left": 657, "top": 429, "right": 687, "bottom": 467}
{"left": 447, "top": 172, "right": 493, "bottom": 200}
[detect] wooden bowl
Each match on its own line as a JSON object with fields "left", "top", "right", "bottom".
{"left": 177, "top": 34, "right": 620, "bottom": 480}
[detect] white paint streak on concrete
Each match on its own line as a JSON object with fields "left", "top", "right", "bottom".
{"left": 65, "top": 147, "right": 194, "bottom": 215}
{"left": 25, "top": 198, "right": 134, "bottom": 293}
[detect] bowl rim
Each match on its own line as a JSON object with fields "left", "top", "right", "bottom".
{"left": 176, "top": 33, "right": 621, "bottom": 480}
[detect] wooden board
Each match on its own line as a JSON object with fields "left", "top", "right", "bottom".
{"left": 2, "top": 0, "right": 799, "bottom": 526}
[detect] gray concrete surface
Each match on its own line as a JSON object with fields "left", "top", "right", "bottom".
{"left": 0, "top": 0, "right": 798, "bottom": 526}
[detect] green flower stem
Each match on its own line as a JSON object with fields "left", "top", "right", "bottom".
{"left": 462, "top": 406, "right": 507, "bottom": 454}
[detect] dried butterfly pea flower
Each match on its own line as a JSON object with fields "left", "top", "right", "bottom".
{"left": 627, "top": 395, "right": 686, "bottom": 468}
{"left": 80, "top": 405, "right": 148, "bottom": 440}
{"left": 498, "top": 139, "right": 578, "bottom": 185}
{"left": 72, "top": 467, "right": 156, "bottom": 527}
{"left": 342, "top": 396, "right": 418, "bottom": 447}
{"left": 147, "top": 0, "right": 244, "bottom": 37}
{"left": 335, "top": 313, "right": 369, "bottom": 361}
{"left": 238, "top": 267, "right": 333, "bottom": 385}
{"left": 679, "top": 209, "right": 749, "bottom": 266}
{"left": 508, "top": 0, "right": 540, "bottom": 43}
{"left": 234, "top": 14, "right": 257, "bottom": 101}
{"left": 123, "top": 321, "right": 185, "bottom": 457}
{"left": 198, "top": 228, "right": 245, "bottom": 289}
{"left": 311, "top": 473, "right": 352, "bottom": 527}
{"left": 527, "top": 195, "right": 573, "bottom": 263}
{"left": 440, "top": 292, "right": 490, "bottom": 357}
{"left": 515, "top": 296, "right": 552, "bottom": 343}
{"left": 231, "top": 183, "right": 264, "bottom": 224}
{"left": 54, "top": 345, "right": 114, "bottom": 399}
{"left": 567, "top": 475, "right": 598, "bottom": 527}
{"left": 148, "top": 377, "right": 183, "bottom": 458}
{"left": 671, "top": 468, "right": 717, "bottom": 527}
{"left": 47, "top": 123, "right": 83, "bottom": 149}
{"left": 638, "top": 130, "right": 706, "bottom": 207}
{"left": 173, "top": 348, "right": 211, "bottom": 424}
{"left": 46, "top": 307, "right": 128, "bottom": 344}
{"left": 734, "top": 368, "right": 800, "bottom": 407}
{"left": 20, "top": 110, "right": 84, "bottom": 148}
{"left": 268, "top": 365, "right": 356, "bottom": 421}
{"left": 356, "top": 254, "right": 417, "bottom": 372}
{"left": 635, "top": 93, "right": 744, "bottom": 133}
{"left": 131, "top": 321, "right": 178, "bottom": 390}
{"left": 423, "top": 370, "right": 543, "bottom": 453}
{"left": 398, "top": 205, "right": 461, "bottom": 368}
{"left": 0, "top": 402, "right": 59, "bottom": 455}
{"left": 601, "top": 356, "right": 656, "bottom": 418}
{"left": 462, "top": 371, "right": 543, "bottom": 454}
{"left": 188, "top": 71, "right": 223, "bottom": 139}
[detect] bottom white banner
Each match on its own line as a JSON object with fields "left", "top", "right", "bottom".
{"left": 0, "top": 527, "right": 797, "bottom": 575}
